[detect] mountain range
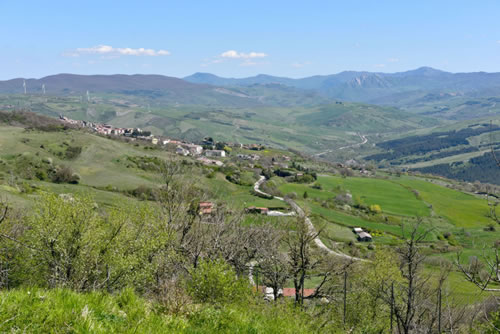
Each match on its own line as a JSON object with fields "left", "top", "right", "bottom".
{"left": 3, "top": 67, "right": 500, "bottom": 109}
{"left": 184, "top": 67, "right": 500, "bottom": 104}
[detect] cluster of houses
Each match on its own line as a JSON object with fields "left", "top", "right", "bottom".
{"left": 59, "top": 115, "right": 168, "bottom": 144}
{"left": 59, "top": 115, "right": 271, "bottom": 169}
{"left": 353, "top": 227, "right": 372, "bottom": 242}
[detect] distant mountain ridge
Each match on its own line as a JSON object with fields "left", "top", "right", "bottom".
{"left": 184, "top": 67, "right": 500, "bottom": 103}
{"left": 3, "top": 68, "right": 500, "bottom": 108}
{"left": 0, "top": 73, "right": 331, "bottom": 108}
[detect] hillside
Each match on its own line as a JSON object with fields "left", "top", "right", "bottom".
{"left": 185, "top": 67, "right": 500, "bottom": 105}
{"left": 0, "top": 95, "right": 437, "bottom": 155}
{"left": 1, "top": 111, "right": 499, "bottom": 332}
{"left": 364, "top": 119, "right": 500, "bottom": 184}
{"left": 0, "top": 74, "right": 332, "bottom": 108}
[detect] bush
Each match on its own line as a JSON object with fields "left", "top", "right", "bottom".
{"left": 187, "top": 258, "right": 249, "bottom": 305}
{"left": 129, "top": 185, "right": 156, "bottom": 200}
{"left": 369, "top": 204, "right": 382, "bottom": 214}
{"left": 484, "top": 224, "right": 496, "bottom": 232}
{"left": 51, "top": 166, "right": 80, "bottom": 184}
{"left": 64, "top": 146, "right": 82, "bottom": 160}
{"left": 311, "top": 182, "right": 322, "bottom": 190}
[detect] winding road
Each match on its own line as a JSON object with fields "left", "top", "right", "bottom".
{"left": 314, "top": 133, "right": 368, "bottom": 157}
{"left": 254, "top": 176, "right": 364, "bottom": 261}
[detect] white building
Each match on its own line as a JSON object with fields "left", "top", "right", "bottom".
{"left": 205, "top": 150, "right": 226, "bottom": 158}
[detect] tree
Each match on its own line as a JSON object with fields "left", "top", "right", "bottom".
{"left": 284, "top": 216, "right": 332, "bottom": 305}
{"left": 388, "top": 221, "right": 439, "bottom": 334}
{"left": 259, "top": 252, "right": 290, "bottom": 301}
{"left": 456, "top": 247, "right": 500, "bottom": 292}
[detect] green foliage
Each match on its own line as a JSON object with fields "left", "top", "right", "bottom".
{"left": 187, "top": 258, "right": 250, "bottom": 305}
{"left": 369, "top": 204, "right": 382, "bottom": 214}
{"left": 125, "top": 155, "right": 163, "bottom": 171}
{"left": 17, "top": 193, "right": 171, "bottom": 291}
{"left": 51, "top": 165, "right": 80, "bottom": 184}
{"left": 64, "top": 145, "right": 82, "bottom": 160}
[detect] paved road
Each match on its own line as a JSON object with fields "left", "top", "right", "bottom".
{"left": 253, "top": 176, "right": 364, "bottom": 261}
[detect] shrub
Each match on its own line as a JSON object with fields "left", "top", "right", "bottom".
{"left": 369, "top": 204, "right": 382, "bottom": 214}
{"left": 311, "top": 182, "right": 322, "bottom": 190}
{"left": 187, "top": 258, "right": 249, "bottom": 305}
{"left": 64, "top": 146, "right": 82, "bottom": 160}
{"left": 484, "top": 224, "right": 496, "bottom": 232}
{"left": 51, "top": 166, "right": 80, "bottom": 184}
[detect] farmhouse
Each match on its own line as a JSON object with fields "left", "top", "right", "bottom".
{"left": 357, "top": 231, "right": 372, "bottom": 242}
{"left": 199, "top": 202, "right": 214, "bottom": 215}
{"left": 281, "top": 288, "right": 316, "bottom": 298}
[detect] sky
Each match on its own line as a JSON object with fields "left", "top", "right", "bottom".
{"left": 1, "top": 0, "right": 500, "bottom": 79}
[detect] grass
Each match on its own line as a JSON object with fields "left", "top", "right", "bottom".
{"left": 393, "top": 176, "right": 491, "bottom": 228}
{"left": 316, "top": 175, "right": 431, "bottom": 217}
{"left": 0, "top": 288, "right": 316, "bottom": 333}
{"left": 279, "top": 175, "right": 431, "bottom": 217}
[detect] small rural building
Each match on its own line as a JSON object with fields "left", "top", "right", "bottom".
{"left": 281, "top": 288, "right": 316, "bottom": 298}
{"left": 205, "top": 150, "right": 226, "bottom": 158}
{"left": 245, "top": 206, "right": 269, "bottom": 215}
{"left": 357, "top": 231, "right": 372, "bottom": 242}
{"left": 199, "top": 202, "right": 214, "bottom": 215}
{"left": 353, "top": 227, "right": 363, "bottom": 234}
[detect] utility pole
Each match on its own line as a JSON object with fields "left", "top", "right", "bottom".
{"left": 390, "top": 282, "right": 394, "bottom": 333}
{"left": 438, "top": 286, "right": 442, "bottom": 333}
{"left": 343, "top": 270, "right": 348, "bottom": 327}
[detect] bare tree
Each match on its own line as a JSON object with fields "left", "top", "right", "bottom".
{"left": 387, "top": 221, "right": 437, "bottom": 333}
{"left": 284, "top": 216, "right": 320, "bottom": 305}
{"left": 456, "top": 247, "right": 500, "bottom": 292}
{"left": 259, "top": 252, "right": 290, "bottom": 301}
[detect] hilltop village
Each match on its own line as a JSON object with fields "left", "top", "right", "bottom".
{"left": 59, "top": 115, "right": 265, "bottom": 167}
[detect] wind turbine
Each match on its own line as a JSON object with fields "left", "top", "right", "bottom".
{"left": 23, "top": 80, "right": 26, "bottom": 94}
{"left": 86, "top": 90, "right": 90, "bottom": 102}
{"left": 42, "top": 84, "right": 46, "bottom": 95}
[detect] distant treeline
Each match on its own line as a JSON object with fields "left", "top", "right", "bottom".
{"left": 414, "top": 151, "right": 500, "bottom": 185}
{"left": 366, "top": 124, "right": 499, "bottom": 161}
{"left": 404, "top": 146, "right": 479, "bottom": 164}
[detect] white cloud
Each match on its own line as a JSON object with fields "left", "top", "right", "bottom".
{"left": 291, "top": 61, "right": 311, "bottom": 68}
{"left": 65, "top": 45, "right": 170, "bottom": 57}
{"left": 497, "top": 40, "right": 500, "bottom": 44}
{"left": 220, "top": 50, "right": 267, "bottom": 59}
{"left": 388, "top": 58, "right": 399, "bottom": 63}
{"left": 374, "top": 64, "right": 386, "bottom": 68}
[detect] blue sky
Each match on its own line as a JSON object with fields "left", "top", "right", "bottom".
{"left": 1, "top": 1, "right": 499, "bottom": 79}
